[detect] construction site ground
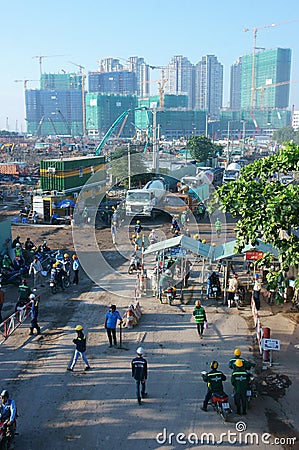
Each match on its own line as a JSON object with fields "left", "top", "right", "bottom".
{"left": 0, "top": 207, "right": 298, "bottom": 450}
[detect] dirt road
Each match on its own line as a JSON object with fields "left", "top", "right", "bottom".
{"left": 0, "top": 219, "right": 298, "bottom": 450}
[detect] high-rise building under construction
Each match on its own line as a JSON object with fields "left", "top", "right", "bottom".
{"left": 241, "top": 48, "right": 291, "bottom": 109}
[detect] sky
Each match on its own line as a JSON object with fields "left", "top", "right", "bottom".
{"left": 1, "top": 0, "right": 299, "bottom": 132}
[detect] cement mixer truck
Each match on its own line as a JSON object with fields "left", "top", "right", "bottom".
{"left": 125, "top": 178, "right": 166, "bottom": 218}
{"left": 222, "top": 163, "right": 241, "bottom": 184}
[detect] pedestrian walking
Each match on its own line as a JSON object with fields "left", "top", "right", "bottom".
{"left": 193, "top": 300, "right": 207, "bottom": 338}
{"left": 29, "top": 293, "right": 41, "bottom": 335}
{"left": 29, "top": 256, "right": 44, "bottom": 290}
{"left": 227, "top": 274, "right": 239, "bottom": 307}
{"left": 0, "top": 285, "right": 4, "bottom": 323}
{"left": 67, "top": 325, "right": 91, "bottom": 372}
{"left": 231, "top": 359, "right": 251, "bottom": 415}
{"left": 105, "top": 304, "right": 122, "bottom": 347}
{"left": 131, "top": 347, "right": 148, "bottom": 405}
{"left": 111, "top": 221, "right": 118, "bottom": 245}
{"left": 215, "top": 218, "right": 222, "bottom": 237}
{"left": 72, "top": 254, "right": 80, "bottom": 285}
{"left": 252, "top": 273, "right": 261, "bottom": 310}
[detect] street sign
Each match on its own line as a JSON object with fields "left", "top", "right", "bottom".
{"left": 170, "top": 248, "right": 186, "bottom": 257}
{"left": 261, "top": 338, "right": 280, "bottom": 351}
{"left": 245, "top": 250, "right": 264, "bottom": 261}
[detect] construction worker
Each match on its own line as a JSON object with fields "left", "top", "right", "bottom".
{"left": 193, "top": 300, "right": 207, "bottom": 338}
{"left": 227, "top": 273, "right": 239, "bottom": 307}
{"left": 105, "top": 305, "right": 123, "bottom": 348}
{"left": 2, "top": 255, "right": 13, "bottom": 271}
{"left": 231, "top": 359, "right": 251, "bottom": 415}
{"left": 67, "top": 325, "right": 91, "bottom": 372}
{"left": 72, "top": 254, "right": 80, "bottom": 285}
{"left": 215, "top": 218, "right": 222, "bottom": 237}
{"left": 131, "top": 347, "right": 148, "bottom": 405}
{"left": 135, "top": 220, "right": 142, "bottom": 235}
{"left": 29, "top": 293, "right": 41, "bottom": 335}
{"left": 29, "top": 256, "right": 44, "bottom": 290}
{"left": 0, "top": 390, "right": 17, "bottom": 439}
{"left": 201, "top": 361, "right": 226, "bottom": 412}
{"left": 17, "top": 279, "right": 32, "bottom": 306}
{"left": 229, "top": 348, "right": 255, "bottom": 371}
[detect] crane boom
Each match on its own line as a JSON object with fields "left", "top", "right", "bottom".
{"left": 95, "top": 107, "right": 149, "bottom": 155}
{"left": 242, "top": 19, "right": 299, "bottom": 108}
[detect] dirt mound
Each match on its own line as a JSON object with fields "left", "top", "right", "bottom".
{"left": 256, "top": 371, "right": 292, "bottom": 399}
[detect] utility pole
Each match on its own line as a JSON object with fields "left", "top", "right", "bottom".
{"left": 128, "top": 142, "right": 131, "bottom": 189}
{"left": 152, "top": 108, "right": 159, "bottom": 174}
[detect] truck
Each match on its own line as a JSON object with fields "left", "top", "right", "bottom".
{"left": 125, "top": 178, "right": 166, "bottom": 217}
{"left": 222, "top": 162, "right": 241, "bottom": 184}
{"left": 164, "top": 192, "right": 198, "bottom": 215}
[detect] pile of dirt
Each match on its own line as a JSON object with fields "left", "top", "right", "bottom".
{"left": 256, "top": 371, "right": 292, "bottom": 399}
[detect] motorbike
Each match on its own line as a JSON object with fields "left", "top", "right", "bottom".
{"left": 236, "top": 286, "right": 248, "bottom": 308}
{"left": 207, "top": 274, "right": 221, "bottom": 299}
{"left": 0, "top": 267, "right": 26, "bottom": 286}
{"left": 210, "top": 391, "right": 232, "bottom": 422}
{"left": 128, "top": 256, "right": 141, "bottom": 274}
{"left": 0, "top": 420, "right": 15, "bottom": 450}
{"left": 49, "top": 272, "right": 69, "bottom": 294}
{"left": 159, "top": 286, "right": 176, "bottom": 305}
{"left": 246, "top": 375, "right": 256, "bottom": 409}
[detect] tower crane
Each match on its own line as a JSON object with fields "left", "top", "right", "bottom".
{"left": 14, "top": 79, "right": 38, "bottom": 90}
{"left": 243, "top": 19, "right": 299, "bottom": 109}
{"left": 148, "top": 65, "right": 168, "bottom": 108}
{"left": 32, "top": 55, "right": 65, "bottom": 75}
{"left": 68, "top": 61, "right": 86, "bottom": 138}
{"left": 256, "top": 79, "right": 299, "bottom": 108}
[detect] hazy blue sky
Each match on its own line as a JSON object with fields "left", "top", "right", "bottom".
{"left": 2, "top": 0, "right": 299, "bottom": 132}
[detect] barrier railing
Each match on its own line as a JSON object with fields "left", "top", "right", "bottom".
{"left": 122, "top": 301, "right": 142, "bottom": 329}
{"left": 0, "top": 302, "right": 31, "bottom": 345}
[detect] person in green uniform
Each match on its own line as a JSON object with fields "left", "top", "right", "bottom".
{"left": 228, "top": 348, "right": 255, "bottom": 372}
{"left": 201, "top": 361, "right": 226, "bottom": 411}
{"left": 231, "top": 359, "right": 251, "bottom": 415}
{"left": 215, "top": 218, "right": 222, "bottom": 237}
{"left": 193, "top": 300, "right": 207, "bottom": 338}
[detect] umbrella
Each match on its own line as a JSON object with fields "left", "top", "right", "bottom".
{"left": 57, "top": 199, "right": 76, "bottom": 208}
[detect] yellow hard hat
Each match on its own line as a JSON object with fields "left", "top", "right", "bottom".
{"left": 235, "top": 359, "right": 243, "bottom": 367}
{"left": 136, "top": 220, "right": 140, "bottom": 224}
{"left": 64, "top": 253, "right": 69, "bottom": 258}
{"left": 75, "top": 325, "right": 83, "bottom": 331}
{"left": 234, "top": 348, "right": 241, "bottom": 357}
{"left": 202, "top": 239, "right": 207, "bottom": 244}
{"left": 195, "top": 300, "right": 201, "bottom": 307}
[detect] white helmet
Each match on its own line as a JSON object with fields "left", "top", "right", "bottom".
{"left": 136, "top": 347, "right": 144, "bottom": 355}
{"left": 16, "top": 243, "right": 21, "bottom": 247}
{"left": 29, "top": 294, "right": 36, "bottom": 300}
{"left": 165, "top": 269, "right": 172, "bottom": 276}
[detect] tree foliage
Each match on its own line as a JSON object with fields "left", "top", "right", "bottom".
{"left": 109, "top": 148, "right": 148, "bottom": 187}
{"left": 272, "top": 126, "right": 299, "bottom": 145}
{"left": 188, "top": 135, "right": 223, "bottom": 163}
{"left": 212, "top": 143, "right": 299, "bottom": 275}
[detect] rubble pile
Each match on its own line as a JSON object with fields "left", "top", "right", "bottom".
{"left": 257, "top": 372, "right": 292, "bottom": 399}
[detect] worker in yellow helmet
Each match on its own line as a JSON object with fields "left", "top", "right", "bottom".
{"left": 67, "top": 325, "right": 91, "bottom": 372}
{"left": 229, "top": 348, "right": 255, "bottom": 371}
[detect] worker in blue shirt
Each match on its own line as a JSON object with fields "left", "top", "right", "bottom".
{"left": 105, "top": 304, "right": 122, "bottom": 347}
{"left": 0, "top": 390, "right": 17, "bottom": 438}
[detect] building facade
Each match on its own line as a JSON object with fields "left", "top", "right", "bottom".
{"left": 241, "top": 48, "right": 291, "bottom": 109}
{"left": 165, "top": 55, "right": 194, "bottom": 109}
{"left": 194, "top": 55, "right": 223, "bottom": 118}
{"left": 230, "top": 58, "right": 242, "bottom": 110}
{"left": 85, "top": 93, "right": 137, "bottom": 137}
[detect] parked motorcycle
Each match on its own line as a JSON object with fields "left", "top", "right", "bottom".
{"left": 236, "top": 286, "right": 248, "bottom": 308}
{"left": 128, "top": 255, "right": 141, "bottom": 274}
{"left": 207, "top": 273, "right": 221, "bottom": 299}
{"left": 0, "top": 268, "right": 26, "bottom": 286}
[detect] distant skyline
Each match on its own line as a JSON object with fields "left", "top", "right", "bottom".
{"left": 2, "top": 0, "right": 299, "bottom": 132}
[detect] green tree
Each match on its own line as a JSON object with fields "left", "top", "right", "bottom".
{"left": 188, "top": 135, "right": 223, "bottom": 163}
{"left": 272, "top": 126, "right": 295, "bottom": 144}
{"left": 211, "top": 143, "right": 299, "bottom": 276}
{"left": 109, "top": 148, "right": 148, "bottom": 187}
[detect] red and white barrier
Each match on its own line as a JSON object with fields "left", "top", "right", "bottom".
{"left": 0, "top": 302, "right": 31, "bottom": 345}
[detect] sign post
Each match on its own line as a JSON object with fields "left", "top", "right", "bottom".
{"left": 261, "top": 338, "right": 280, "bottom": 366}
